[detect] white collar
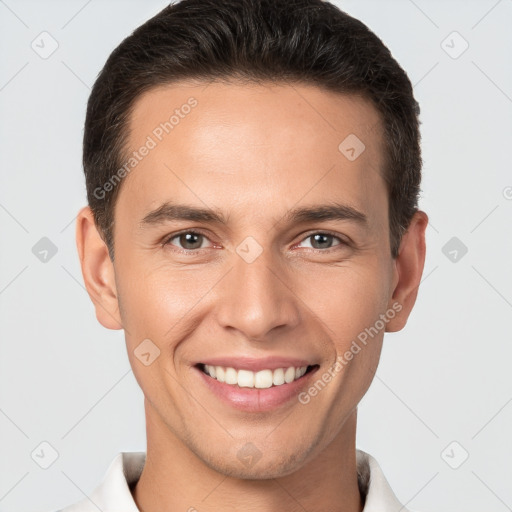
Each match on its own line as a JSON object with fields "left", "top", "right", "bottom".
{"left": 60, "top": 449, "right": 415, "bottom": 512}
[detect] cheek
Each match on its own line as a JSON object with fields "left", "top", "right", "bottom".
{"left": 297, "top": 260, "right": 390, "bottom": 340}
{"left": 115, "top": 258, "right": 222, "bottom": 346}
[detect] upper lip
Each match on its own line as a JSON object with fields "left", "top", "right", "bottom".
{"left": 196, "top": 357, "right": 317, "bottom": 372}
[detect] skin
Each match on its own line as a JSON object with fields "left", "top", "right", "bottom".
{"left": 76, "top": 80, "right": 427, "bottom": 512}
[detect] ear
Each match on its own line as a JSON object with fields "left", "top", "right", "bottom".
{"left": 75, "top": 206, "right": 123, "bottom": 330}
{"left": 385, "top": 210, "right": 428, "bottom": 332}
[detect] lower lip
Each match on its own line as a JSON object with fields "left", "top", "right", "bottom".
{"left": 195, "top": 366, "right": 319, "bottom": 412}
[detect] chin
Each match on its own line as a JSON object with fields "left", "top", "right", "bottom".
{"left": 200, "top": 444, "right": 314, "bottom": 481}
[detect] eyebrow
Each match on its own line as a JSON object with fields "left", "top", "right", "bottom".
{"left": 140, "top": 202, "right": 229, "bottom": 226}
{"left": 279, "top": 202, "right": 368, "bottom": 229}
{"left": 139, "top": 201, "right": 369, "bottom": 230}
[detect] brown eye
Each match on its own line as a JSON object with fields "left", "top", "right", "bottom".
{"left": 164, "top": 231, "right": 210, "bottom": 251}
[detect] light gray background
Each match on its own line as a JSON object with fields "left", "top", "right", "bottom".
{"left": 1, "top": 0, "right": 511, "bottom": 511}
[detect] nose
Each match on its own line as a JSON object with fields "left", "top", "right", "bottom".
{"left": 214, "top": 246, "right": 301, "bottom": 341}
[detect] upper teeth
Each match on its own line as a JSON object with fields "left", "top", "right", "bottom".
{"left": 203, "top": 365, "right": 308, "bottom": 389}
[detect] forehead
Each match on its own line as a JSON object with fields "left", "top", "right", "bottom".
{"left": 119, "top": 80, "right": 388, "bottom": 230}
{"left": 128, "top": 80, "right": 384, "bottom": 152}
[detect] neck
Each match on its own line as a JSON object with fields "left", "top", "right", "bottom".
{"left": 132, "top": 402, "right": 363, "bottom": 512}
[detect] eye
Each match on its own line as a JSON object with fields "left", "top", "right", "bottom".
{"left": 163, "top": 230, "right": 213, "bottom": 252}
{"left": 297, "top": 232, "right": 347, "bottom": 251}
{"left": 162, "top": 230, "right": 348, "bottom": 254}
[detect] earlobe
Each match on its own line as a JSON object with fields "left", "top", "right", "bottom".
{"left": 385, "top": 210, "right": 428, "bottom": 333}
{"left": 75, "top": 206, "right": 123, "bottom": 330}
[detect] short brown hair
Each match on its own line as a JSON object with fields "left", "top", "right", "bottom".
{"left": 83, "top": 0, "right": 422, "bottom": 260}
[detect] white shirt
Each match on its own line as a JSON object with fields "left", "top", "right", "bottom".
{"left": 58, "top": 449, "right": 419, "bottom": 512}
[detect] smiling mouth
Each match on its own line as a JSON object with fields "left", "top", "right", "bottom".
{"left": 197, "top": 363, "right": 319, "bottom": 389}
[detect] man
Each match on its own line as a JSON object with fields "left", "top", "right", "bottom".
{"left": 64, "top": 0, "right": 428, "bottom": 510}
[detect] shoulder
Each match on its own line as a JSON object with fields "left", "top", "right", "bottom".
{"left": 51, "top": 452, "right": 146, "bottom": 512}
{"left": 356, "top": 449, "right": 424, "bottom": 512}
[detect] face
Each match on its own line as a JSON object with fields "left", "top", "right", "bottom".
{"left": 85, "top": 80, "right": 414, "bottom": 478}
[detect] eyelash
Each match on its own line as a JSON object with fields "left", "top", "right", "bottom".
{"left": 161, "top": 229, "right": 349, "bottom": 254}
